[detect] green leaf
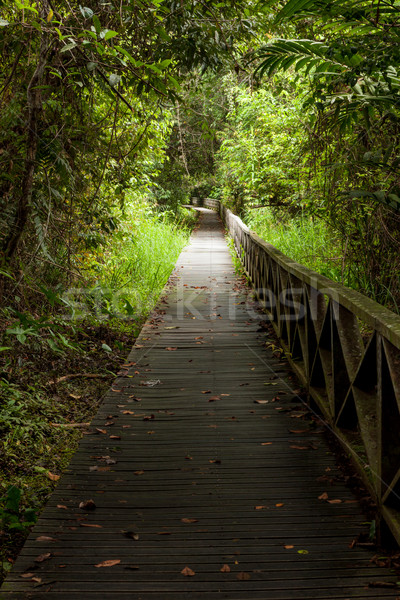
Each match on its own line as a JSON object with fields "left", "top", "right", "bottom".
{"left": 60, "top": 42, "right": 77, "bottom": 53}
{"left": 102, "top": 343, "right": 112, "bottom": 352}
{"left": 0, "top": 18, "right": 9, "bottom": 26}
{"left": 79, "top": 6, "right": 94, "bottom": 19}
{"left": 109, "top": 73, "right": 121, "bottom": 87}
{"left": 104, "top": 30, "right": 118, "bottom": 41}
{"left": 93, "top": 14, "right": 101, "bottom": 34}
{"left": 5, "top": 486, "right": 21, "bottom": 512}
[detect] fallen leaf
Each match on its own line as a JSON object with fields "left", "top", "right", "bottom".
{"left": 318, "top": 492, "right": 329, "bottom": 501}
{"left": 80, "top": 523, "right": 102, "bottom": 528}
{"left": 367, "top": 582, "right": 397, "bottom": 589}
{"left": 289, "top": 429, "right": 310, "bottom": 434}
{"left": 94, "top": 560, "right": 121, "bottom": 568}
{"left": 181, "top": 518, "right": 198, "bottom": 524}
{"left": 201, "top": 390, "right": 211, "bottom": 394}
{"left": 31, "top": 577, "right": 42, "bottom": 584}
{"left": 261, "top": 442, "right": 272, "bottom": 446}
{"left": 35, "top": 553, "right": 52, "bottom": 563}
{"left": 122, "top": 410, "right": 135, "bottom": 415}
{"left": 109, "top": 435, "right": 121, "bottom": 440}
{"left": 181, "top": 566, "right": 195, "bottom": 576}
{"left": 124, "top": 531, "right": 139, "bottom": 540}
{"left": 284, "top": 545, "right": 294, "bottom": 549}
{"left": 20, "top": 573, "right": 35, "bottom": 578}
{"left": 209, "top": 459, "right": 221, "bottom": 464}
{"left": 255, "top": 505, "right": 268, "bottom": 510}
{"left": 328, "top": 499, "right": 342, "bottom": 504}
{"left": 220, "top": 393, "right": 230, "bottom": 397}
{"left": 275, "top": 503, "right": 284, "bottom": 507}
{"left": 96, "top": 428, "right": 107, "bottom": 435}
{"left": 208, "top": 396, "right": 220, "bottom": 402}
{"left": 297, "top": 549, "right": 309, "bottom": 555}
{"left": 57, "top": 504, "right": 68, "bottom": 510}
{"left": 157, "top": 531, "right": 172, "bottom": 535}
{"left": 36, "top": 536, "right": 56, "bottom": 542}
{"left": 47, "top": 471, "right": 60, "bottom": 482}
{"left": 165, "top": 347, "right": 177, "bottom": 351}
{"left": 220, "top": 564, "right": 231, "bottom": 573}
{"left": 254, "top": 400, "right": 268, "bottom": 404}
{"left": 79, "top": 499, "right": 96, "bottom": 511}
{"left": 290, "top": 445, "right": 309, "bottom": 450}
{"left": 237, "top": 572, "right": 251, "bottom": 580}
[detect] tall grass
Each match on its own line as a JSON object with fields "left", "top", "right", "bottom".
{"left": 245, "top": 208, "right": 348, "bottom": 284}
{"left": 80, "top": 197, "right": 197, "bottom": 321}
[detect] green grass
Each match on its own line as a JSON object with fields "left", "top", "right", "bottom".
{"left": 245, "top": 207, "right": 347, "bottom": 284}
{"left": 79, "top": 199, "right": 197, "bottom": 321}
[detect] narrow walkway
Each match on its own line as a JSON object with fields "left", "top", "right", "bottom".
{"left": 1, "top": 209, "right": 398, "bottom": 599}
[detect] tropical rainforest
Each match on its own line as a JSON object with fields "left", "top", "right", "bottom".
{"left": 1, "top": 0, "right": 400, "bottom": 578}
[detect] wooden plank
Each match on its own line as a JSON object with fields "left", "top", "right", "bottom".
{"left": 1, "top": 208, "right": 398, "bottom": 599}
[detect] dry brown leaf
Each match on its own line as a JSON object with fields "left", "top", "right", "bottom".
{"left": 275, "top": 503, "right": 284, "bottom": 507}
{"left": 20, "top": 573, "right": 35, "bottom": 578}
{"left": 80, "top": 523, "right": 102, "bottom": 528}
{"left": 122, "top": 410, "right": 135, "bottom": 415}
{"left": 290, "top": 445, "right": 308, "bottom": 450}
{"left": 284, "top": 545, "right": 294, "bottom": 549}
{"left": 134, "top": 470, "right": 145, "bottom": 476}
{"left": 47, "top": 471, "right": 60, "bottom": 482}
{"left": 201, "top": 390, "right": 211, "bottom": 394}
{"left": 94, "top": 560, "right": 121, "bottom": 568}
{"left": 220, "top": 564, "right": 231, "bottom": 573}
{"left": 36, "top": 536, "right": 56, "bottom": 542}
{"left": 79, "top": 499, "right": 96, "bottom": 511}
{"left": 124, "top": 531, "right": 139, "bottom": 540}
{"left": 96, "top": 428, "right": 107, "bottom": 434}
{"left": 31, "top": 577, "right": 42, "bottom": 584}
{"left": 181, "top": 566, "right": 195, "bottom": 576}
{"left": 261, "top": 442, "right": 272, "bottom": 446}
{"left": 57, "top": 504, "right": 68, "bottom": 510}
{"left": 181, "top": 518, "right": 198, "bottom": 524}
{"left": 109, "top": 435, "right": 121, "bottom": 440}
{"left": 255, "top": 505, "right": 268, "bottom": 510}
{"left": 254, "top": 400, "right": 268, "bottom": 404}
{"left": 35, "top": 553, "right": 52, "bottom": 563}
{"left": 208, "top": 396, "right": 220, "bottom": 402}
{"left": 165, "top": 347, "right": 177, "bottom": 351}
{"left": 328, "top": 499, "right": 342, "bottom": 504}
{"left": 289, "top": 429, "right": 309, "bottom": 434}
{"left": 237, "top": 572, "right": 251, "bottom": 580}
{"left": 318, "top": 492, "right": 329, "bottom": 501}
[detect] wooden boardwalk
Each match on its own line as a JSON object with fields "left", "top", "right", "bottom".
{"left": 1, "top": 208, "right": 399, "bottom": 599}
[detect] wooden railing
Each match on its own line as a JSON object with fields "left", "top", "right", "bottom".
{"left": 202, "top": 198, "right": 400, "bottom": 544}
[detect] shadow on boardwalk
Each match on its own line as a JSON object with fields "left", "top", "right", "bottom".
{"left": 1, "top": 209, "right": 398, "bottom": 599}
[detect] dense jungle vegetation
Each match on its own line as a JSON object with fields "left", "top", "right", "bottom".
{"left": 1, "top": 0, "right": 400, "bottom": 578}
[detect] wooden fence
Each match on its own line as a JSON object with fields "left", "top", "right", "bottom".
{"left": 200, "top": 197, "right": 400, "bottom": 544}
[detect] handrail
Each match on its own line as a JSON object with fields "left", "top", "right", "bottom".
{"left": 201, "top": 197, "right": 400, "bottom": 545}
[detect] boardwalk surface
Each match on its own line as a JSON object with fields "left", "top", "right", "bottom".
{"left": 1, "top": 208, "right": 399, "bottom": 599}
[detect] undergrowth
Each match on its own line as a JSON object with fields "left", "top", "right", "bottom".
{"left": 245, "top": 207, "right": 349, "bottom": 285}
{"left": 0, "top": 200, "right": 197, "bottom": 582}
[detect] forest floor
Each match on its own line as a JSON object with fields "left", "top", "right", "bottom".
{"left": 0, "top": 316, "right": 141, "bottom": 582}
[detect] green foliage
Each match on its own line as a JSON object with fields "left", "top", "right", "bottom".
{"left": 245, "top": 207, "right": 346, "bottom": 282}
{"left": 215, "top": 74, "right": 313, "bottom": 214}
{"left": 0, "top": 486, "right": 37, "bottom": 532}
{"left": 73, "top": 195, "right": 197, "bottom": 321}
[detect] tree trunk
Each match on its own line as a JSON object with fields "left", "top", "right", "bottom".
{"left": 2, "top": 3, "right": 50, "bottom": 262}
